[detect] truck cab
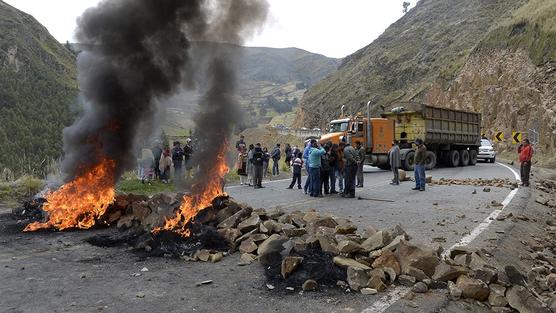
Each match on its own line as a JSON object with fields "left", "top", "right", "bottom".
{"left": 320, "top": 105, "right": 395, "bottom": 169}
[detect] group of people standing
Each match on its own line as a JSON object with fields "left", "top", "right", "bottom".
{"left": 141, "top": 139, "right": 194, "bottom": 184}
{"left": 235, "top": 135, "right": 302, "bottom": 189}
{"left": 299, "top": 139, "right": 366, "bottom": 198}
{"left": 234, "top": 134, "right": 432, "bottom": 195}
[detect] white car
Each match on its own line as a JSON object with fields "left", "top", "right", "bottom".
{"left": 478, "top": 139, "right": 496, "bottom": 163}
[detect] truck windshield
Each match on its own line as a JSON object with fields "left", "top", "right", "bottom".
{"left": 330, "top": 122, "right": 348, "bottom": 132}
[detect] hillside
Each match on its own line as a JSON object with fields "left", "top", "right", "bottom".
{"left": 426, "top": 0, "right": 556, "bottom": 164}
{"left": 0, "top": 0, "right": 78, "bottom": 177}
{"left": 298, "top": 0, "right": 556, "bottom": 162}
{"left": 155, "top": 42, "right": 340, "bottom": 137}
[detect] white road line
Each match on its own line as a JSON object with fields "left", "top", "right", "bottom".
{"left": 496, "top": 162, "right": 521, "bottom": 181}
{"left": 361, "top": 162, "right": 521, "bottom": 313}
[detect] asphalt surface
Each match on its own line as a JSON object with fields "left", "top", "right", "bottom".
{"left": 0, "top": 162, "right": 523, "bottom": 313}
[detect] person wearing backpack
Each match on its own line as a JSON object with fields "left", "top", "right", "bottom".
{"left": 271, "top": 143, "right": 281, "bottom": 176}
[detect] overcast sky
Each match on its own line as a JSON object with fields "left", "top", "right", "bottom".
{"left": 5, "top": 0, "right": 415, "bottom": 58}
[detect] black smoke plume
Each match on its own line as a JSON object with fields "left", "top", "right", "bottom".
{"left": 61, "top": 0, "right": 268, "bottom": 183}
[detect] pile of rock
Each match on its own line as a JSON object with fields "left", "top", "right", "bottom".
{"left": 107, "top": 193, "right": 181, "bottom": 231}
{"left": 84, "top": 192, "right": 556, "bottom": 309}
{"left": 425, "top": 246, "right": 554, "bottom": 313}
{"left": 432, "top": 178, "right": 517, "bottom": 189}
{"left": 535, "top": 180, "right": 556, "bottom": 209}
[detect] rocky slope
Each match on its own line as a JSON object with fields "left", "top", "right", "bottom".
{"left": 426, "top": 0, "right": 556, "bottom": 163}
{"left": 0, "top": 0, "right": 78, "bottom": 177}
{"left": 298, "top": 0, "right": 556, "bottom": 163}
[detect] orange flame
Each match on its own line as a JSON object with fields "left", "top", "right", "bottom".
{"left": 24, "top": 157, "right": 117, "bottom": 232}
{"left": 155, "top": 144, "right": 229, "bottom": 237}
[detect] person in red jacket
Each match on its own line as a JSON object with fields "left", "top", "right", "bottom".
{"left": 517, "top": 139, "right": 534, "bottom": 186}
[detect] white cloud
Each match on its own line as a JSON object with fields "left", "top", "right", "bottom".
{"left": 4, "top": 0, "right": 415, "bottom": 58}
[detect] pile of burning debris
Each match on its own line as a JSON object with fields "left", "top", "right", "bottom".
{"left": 432, "top": 178, "right": 518, "bottom": 189}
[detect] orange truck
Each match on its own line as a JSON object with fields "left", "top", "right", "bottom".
{"left": 319, "top": 102, "right": 481, "bottom": 171}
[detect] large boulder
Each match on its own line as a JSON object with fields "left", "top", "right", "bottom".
{"left": 361, "top": 231, "right": 391, "bottom": 252}
{"left": 371, "top": 250, "right": 401, "bottom": 275}
{"left": 131, "top": 201, "right": 151, "bottom": 220}
{"left": 432, "top": 262, "right": 469, "bottom": 282}
{"left": 218, "top": 207, "right": 253, "bottom": 229}
{"left": 333, "top": 256, "right": 371, "bottom": 270}
{"left": 317, "top": 235, "right": 339, "bottom": 255}
{"left": 217, "top": 228, "right": 242, "bottom": 245}
{"left": 506, "top": 285, "right": 552, "bottom": 313}
{"left": 237, "top": 214, "right": 261, "bottom": 233}
{"left": 281, "top": 256, "right": 304, "bottom": 279}
{"left": 257, "top": 234, "right": 287, "bottom": 266}
{"left": 215, "top": 201, "right": 242, "bottom": 223}
{"left": 455, "top": 275, "right": 490, "bottom": 301}
{"left": 347, "top": 266, "right": 370, "bottom": 290}
{"left": 239, "top": 239, "right": 258, "bottom": 254}
{"left": 337, "top": 240, "right": 362, "bottom": 254}
{"left": 488, "top": 284, "right": 508, "bottom": 307}
{"left": 394, "top": 241, "right": 440, "bottom": 278}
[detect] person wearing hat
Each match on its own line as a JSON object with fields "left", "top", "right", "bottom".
{"left": 412, "top": 138, "right": 427, "bottom": 191}
{"left": 184, "top": 138, "right": 194, "bottom": 178}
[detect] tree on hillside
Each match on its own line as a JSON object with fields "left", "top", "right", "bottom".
{"left": 403, "top": 2, "right": 411, "bottom": 13}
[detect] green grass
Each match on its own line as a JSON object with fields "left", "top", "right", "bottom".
{"left": 480, "top": 0, "right": 556, "bottom": 65}
{"left": 0, "top": 175, "right": 44, "bottom": 206}
{"left": 116, "top": 179, "right": 176, "bottom": 195}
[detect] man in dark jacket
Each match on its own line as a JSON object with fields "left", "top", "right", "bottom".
{"left": 412, "top": 138, "right": 427, "bottom": 191}
{"left": 252, "top": 143, "right": 265, "bottom": 189}
{"left": 329, "top": 144, "right": 339, "bottom": 194}
{"left": 152, "top": 142, "right": 162, "bottom": 181}
{"left": 184, "top": 138, "right": 194, "bottom": 178}
{"left": 342, "top": 143, "right": 358, "bottom": 198}
{"left": 271, "top": 143, "right": 281, "bottom": 176}
{"left": 172, "top": 141, "right": 185, "bottom": 181}
{"left": 355, "top": 141, "right": 365, "bottom": 187}
{"left": 389, "top": 141, "right": 401, "bottom": 185}
{"left": 320, "top": 145, "right": 332, "bottom": 195}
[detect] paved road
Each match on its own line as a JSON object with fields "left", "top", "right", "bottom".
{"left": 0, "top": 162, "right": 522, "bottom": 313}
{"left": 227, "top": 163, "right": 515, "bottom": 250}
